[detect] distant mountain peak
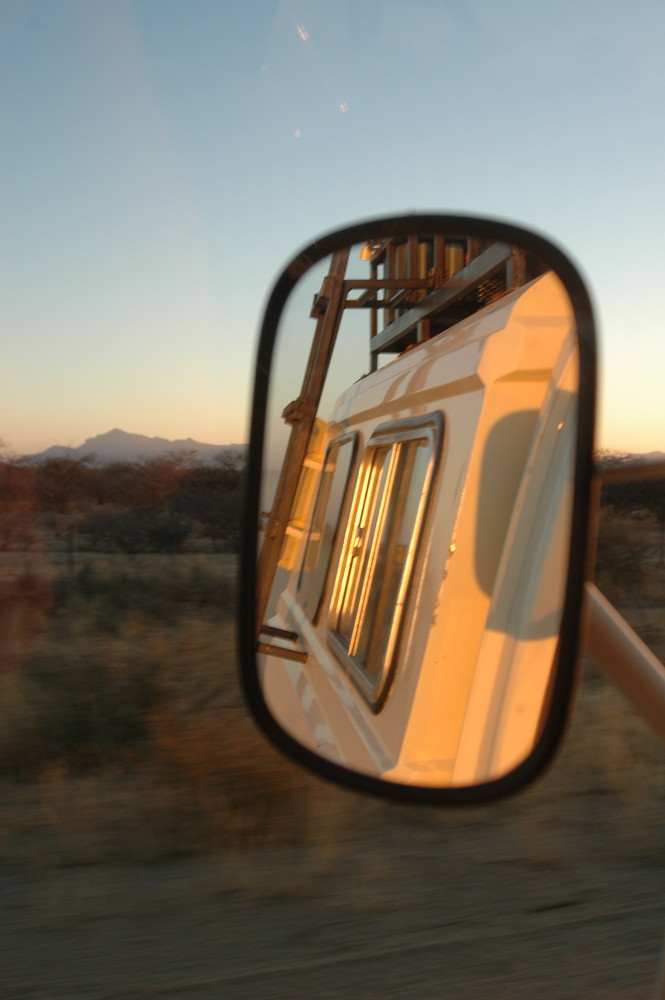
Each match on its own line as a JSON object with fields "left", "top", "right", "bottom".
{"left": 26, "top": 429, "right": 245, "bottom": 466}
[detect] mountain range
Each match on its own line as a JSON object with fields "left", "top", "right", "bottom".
{"left": 26, "top": 429, "right": 246, "bottom": 466}
{"left": 23, "top": 431, "right": 665, "bottom": 469}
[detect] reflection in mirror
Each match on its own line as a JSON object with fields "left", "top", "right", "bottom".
{"left": 255, "top": 232, "right": 580, "bottom": 788}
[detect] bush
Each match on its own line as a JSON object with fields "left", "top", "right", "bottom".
{"left": 0, "top": 649, "right": 157, "bottom": 779}
{"left": 594, "top": 510, "right": 648, "bottom": 598}
{"left": 81, "top": 509, "right": 190, "bottom": 553}
{"left": 53, "top": 561, "right": 235, "bottom": 625}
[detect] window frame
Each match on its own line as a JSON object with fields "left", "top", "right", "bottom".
{"left": 327, "top": 413, "right": 444, "bottom": 711}
{"left": 296, "top": 431, "right": 358, "bottom": 622}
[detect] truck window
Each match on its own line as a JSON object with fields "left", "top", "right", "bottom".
{"left": 328, "top": 415, "right": 443, "bottom": 708}
{"left": 297, "top": 433, "right": 357, "bottom": 619}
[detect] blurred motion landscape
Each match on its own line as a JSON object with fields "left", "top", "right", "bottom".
{"left": 3, "top": 0, "right": 664, "bottom": 991}
{"left": 0, "top": 442, "right": 664, "bottom": 998}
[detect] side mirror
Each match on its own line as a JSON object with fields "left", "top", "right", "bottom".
{"left": 239, "top": 214, "right": 597, "bottom": 803}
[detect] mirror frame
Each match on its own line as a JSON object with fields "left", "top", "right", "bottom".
{"left": 239, "top": 213, "right": 597, "bottom": 804}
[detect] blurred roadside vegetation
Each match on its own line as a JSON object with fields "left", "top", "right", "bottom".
{"left": 0, "top": 448, "right": 244, "bottom": 555}
{"left": 0, "top": 449, "right": 358, "bottom": 867}
{"left": 0, "top": 449, "right": 663, "bottom": 870}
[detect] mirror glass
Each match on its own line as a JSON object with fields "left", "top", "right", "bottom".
{"left": 254, "top": 229, "right": 582, "bottom": 788}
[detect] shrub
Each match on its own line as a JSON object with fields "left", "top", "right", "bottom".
{"left": 594, "top": 510, "right": 648, "bottom": 599}
{"left": 0, "top": 648, "right": 157, "bottom": 779}
{"left": 81, "top": 509, "right": 190, "bottom": 553}
{"left": 53, "top": 561, "right": 235, "bottom": 625}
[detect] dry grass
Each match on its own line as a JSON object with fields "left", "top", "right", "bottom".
{"left": 1, "top": 509, "right": 664, "bottom": 879}
{"left": 0, "top": 549, "right": 367, "bottom": 873}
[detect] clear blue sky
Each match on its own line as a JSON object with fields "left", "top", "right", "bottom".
{"left": 2, "top": 0, "right": 663, "bottom": 455}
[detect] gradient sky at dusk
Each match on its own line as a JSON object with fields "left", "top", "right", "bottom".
{"left": 2, "top": 0, "right": 664, "bottom": 455}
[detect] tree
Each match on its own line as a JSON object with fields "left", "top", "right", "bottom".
{"left": 0, "top": 453, "right": 38, "bottom": 550}
{"left": 36, "top": 456, "right": 93, "bottom": 514}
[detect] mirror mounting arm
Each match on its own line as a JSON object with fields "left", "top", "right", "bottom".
{"left": 585, "top": 582, "right": 665, "bottom": 746}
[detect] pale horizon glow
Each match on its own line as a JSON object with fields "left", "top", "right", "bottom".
{"left": 2, "top": 1, "right": 663, "bottom": 457}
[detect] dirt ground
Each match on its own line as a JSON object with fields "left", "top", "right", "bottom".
{"left": 3, "top": 680, "right": 665, "bottom": 1000}
{"left": 2, "top": 832, "right": 664, "bottom": 999}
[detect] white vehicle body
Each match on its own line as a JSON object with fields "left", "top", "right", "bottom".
{"left": 261, "top": 271, "right": 577, "bottom": 785}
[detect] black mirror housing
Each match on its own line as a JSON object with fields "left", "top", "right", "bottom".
{"left": 239, "top": 213, "right": 597, "bottom": 805}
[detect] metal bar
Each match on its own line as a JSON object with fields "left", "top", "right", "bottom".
{"left": 259, "top": 624, "right": 300, "bottom": 641}
{"left": 434, "top": 234, "right": 446, "bottom": 286}
{"left": 370, "top": 257, "right": 378, "bottom": 372}
{"left": 386, "top": 243, "right": 396, "bottom": 327}
{"left": 344, "top": 278, "right": 433, "bottom": 290}
{"left": 408, "top": 233, "right": 418, "bottom": 283}
{"left": 417, "top": 318, "right": 430, "bottom": 343}
{"left": 506, "top": 248, "right": 527, "bottom": 288}
{"left": 468, "top": 237, "right": 482, "bottom": 263}
{"left": 344, "top": 299, "right": 426, "bottom": 310}
{"left": 354, "top": 289, "right": 379, "bottom": 308}
{"left": 384, "top": 288, "right": 415, "bottom": 310}
{"left": 584, "top": 582, "right": 665, "bottom": 745}
{"left": 370, "top": 242, "right": 513, "bottom": 356}
{"left": 257, "top": 641, "right": 308, "bottom": 663}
